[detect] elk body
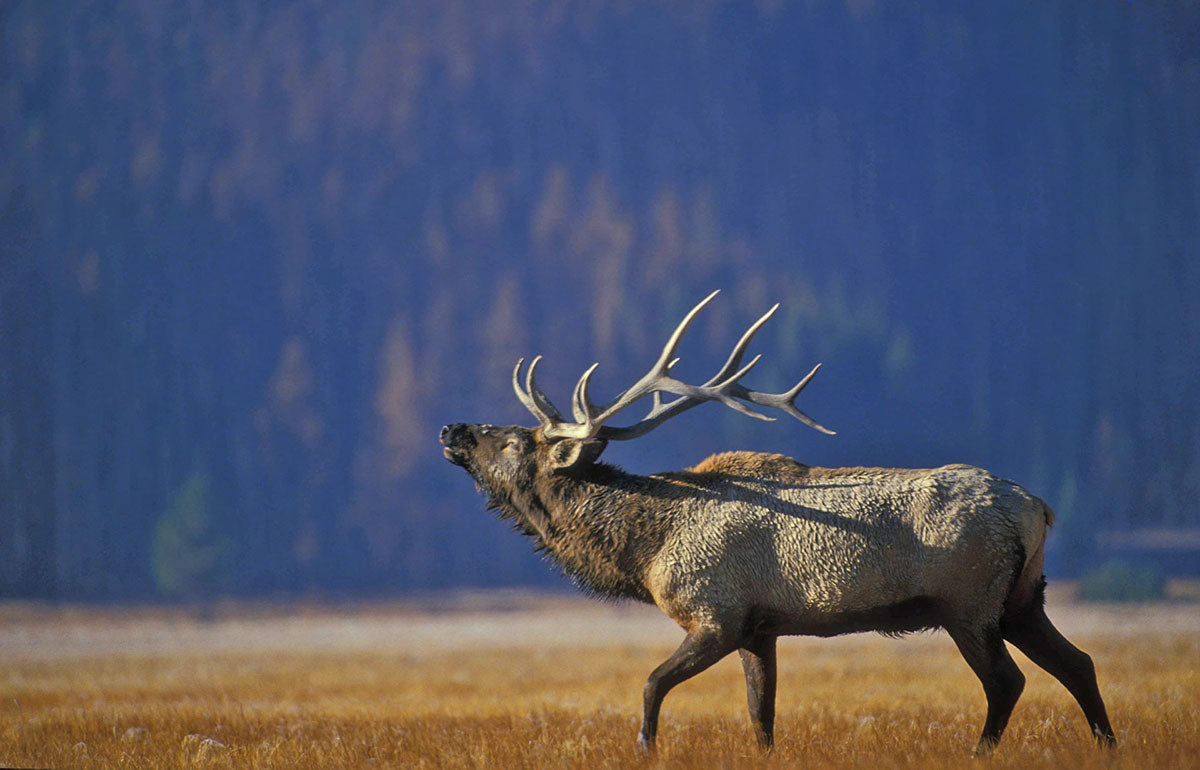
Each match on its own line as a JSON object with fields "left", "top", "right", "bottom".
{"left": 440, "top": 291, "right": 1115, "bottom": 755}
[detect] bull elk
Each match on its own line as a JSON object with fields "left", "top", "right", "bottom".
{"left": 439, "top": 290, "right": 1115, "bottom": 754}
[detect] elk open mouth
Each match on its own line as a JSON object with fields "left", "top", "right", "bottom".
{"left": 442, "top": 447, "right": 468, "bottom": 467}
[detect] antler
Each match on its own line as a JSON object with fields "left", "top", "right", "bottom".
{"left": 512, "top": 290, "right": 835, "bottom": 440}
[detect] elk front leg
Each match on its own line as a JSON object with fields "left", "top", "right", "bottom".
{"left": 738, "top": 634, "right": 778, "bottom": 749}
{"left": 639, "top": 627, "right": 738, "bottom": 752}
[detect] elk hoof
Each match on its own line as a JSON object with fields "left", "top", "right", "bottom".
{"left": 972, "top": 737, "right": 998, "bottom": 758}
{"left": 637, "top": 732, "right": 656, "bottom": 755}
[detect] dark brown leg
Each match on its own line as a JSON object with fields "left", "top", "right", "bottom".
{"left": 639, "top": 628, "right": 738, "bottom": 752}
{"left": 737, "top": 634, "right": 778, "bottom": 750}
{"left": 1002, "top": 606, "right": 1116, "bottom": 747}
{"left": 946, "top": 623, "right": 1026, "bottom": 755}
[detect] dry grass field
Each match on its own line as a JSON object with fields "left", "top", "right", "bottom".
{"left": 2, "top": 589, "right": 1198, "bottom": 769}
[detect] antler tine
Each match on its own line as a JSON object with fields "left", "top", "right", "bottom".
{"left": 788, "top": 361, "right": 823, "bottom": 397}
{"left": 525, "top": 356, "right": 566, "bottom": 423}
{"left": 570, "top": 373, "right": 586, "bottom": 423}
{"left": 732, "top": 363, "right": 837, "bottom": 435}
{"left": 651, "top": 289, "right": 720, "bottom": 373}
{"left": 705, "top": 303, "right": 778, "bottom": 387}
{"left": 512, "top": 358, "right": 554, "bottom": 428}
{"left": 571, "top": 362, "right": 600, "bottom": 423}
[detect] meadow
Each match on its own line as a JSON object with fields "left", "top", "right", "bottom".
{"left": 2, "top": 589, "right": 1198, "bottom": 768}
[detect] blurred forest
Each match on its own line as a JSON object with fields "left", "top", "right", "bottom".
{"left": 2, "top": 1, "right": 1198, "bottom": 601}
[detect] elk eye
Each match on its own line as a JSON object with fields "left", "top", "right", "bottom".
{"left": 503, "top": 438, "right": 520, "bottom": 451}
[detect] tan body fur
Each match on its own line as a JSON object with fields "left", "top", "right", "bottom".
{"left": 640, "top": 453, "right": 1051, "bottom": 635}
{"left": 530, "top": 451, "right": 1050, "bottom": 636}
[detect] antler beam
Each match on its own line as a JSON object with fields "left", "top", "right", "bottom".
{"left": 511, "top": 290, "right": 834, "bottom": 440}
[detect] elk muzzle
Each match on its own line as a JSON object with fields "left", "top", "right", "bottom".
{"left": 440, "top": 423, "right": 476, "bottom": 466}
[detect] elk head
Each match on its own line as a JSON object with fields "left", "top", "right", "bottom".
{"left": 440, "top": 290, "right": 833, "bottom": 500}
{"left": 440, "top": 423, "right": 607, "bottom": 503}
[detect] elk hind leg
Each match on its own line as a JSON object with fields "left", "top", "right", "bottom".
{"left": 639, "top": 626, "right": 738, "bottom": 751}
{"left": 1002, "top": 603, "right": 1116, "bottom": 746}
{"left": 947, "top": 622, "right": 1025, "bottom": 755}
{"left": 737, "top": 634, "right": 778, "bottom": 749}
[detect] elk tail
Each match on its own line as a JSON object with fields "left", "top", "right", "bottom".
{"left": 1005, "top": 496, "right": 1054, "bottom": 615}
{"left": 1041, "top": 498, "right": 1056, "bottom": 529}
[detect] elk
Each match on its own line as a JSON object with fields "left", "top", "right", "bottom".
{"left": 439, "top": 290, "right": 1115, "bottom": 755}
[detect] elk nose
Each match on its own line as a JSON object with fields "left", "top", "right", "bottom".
{"left": 440, "top": 423, "right": 473, "bottom": 448}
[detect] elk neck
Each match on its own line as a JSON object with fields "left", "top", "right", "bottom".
{"left": 502, "top": 461, "right": 676, "bottom": 603}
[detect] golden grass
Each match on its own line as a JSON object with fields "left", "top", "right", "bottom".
{"left": 1, "top": 594, "right": 1198, "bottom": 768}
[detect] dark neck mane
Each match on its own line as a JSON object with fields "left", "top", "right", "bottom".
{"left": 492, "top": 462, "right": 672, "bottom": 603}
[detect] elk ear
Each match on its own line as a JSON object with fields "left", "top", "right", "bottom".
{"left": 549, "top": 438, "right": 608, "bottom": 470}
